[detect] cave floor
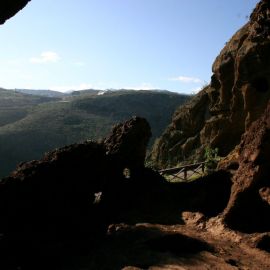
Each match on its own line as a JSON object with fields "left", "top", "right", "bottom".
{"left": 77, "top": 216, "right": 270, "bottom": 270}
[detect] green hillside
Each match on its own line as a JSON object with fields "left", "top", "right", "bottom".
{"left": 14, "top": 88, "right": 68, "bottom": 98}
{"left": 0, "top": 89, "right": 190, "bottom": 178}
{"left": 0, "top": 88, "right": 59, "bottom": 127}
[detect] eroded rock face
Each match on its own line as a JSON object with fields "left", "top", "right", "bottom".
{"left": 222, "top": 101, "right": 270, "bottom": 232}
{"left": 150, "top": 0, "right": 270, "bottom": 169}
{"left": 0, "top": 1, "right": 30, "bottom": 24}
{"left": 150, "top": 89, "right": 210, "bottom": 168}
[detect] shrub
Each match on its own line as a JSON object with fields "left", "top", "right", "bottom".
{"left": 204, "top": 147, "right": 220, "bottom": 171}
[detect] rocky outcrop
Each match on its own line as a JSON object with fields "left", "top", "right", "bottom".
{"left": 1, "top": 113, "right": 268, "bottom": 268}
{"left": 0, "top": 115, "right": 234, "bottom": 269}
{"left": 0, "top": 117, "right": 169, "bottom": 269}
{"left": 104, "top": 116, "right": 151, "bottom": 168}
{"left": 150, "top": 89, "right": 210, "bottom": 168}
{"left": 150, "top": 0, "right": 270, "bottom": 169}
{"left": 0, "top": 1, "right": 30, "bottom": 24}
{"left": 0, "top": 141, "right": 109, "bottom": 268}
{"left": 222, "top": 101, "right": 270, "bottom": 232}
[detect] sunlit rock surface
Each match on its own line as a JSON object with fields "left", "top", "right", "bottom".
{"left": 150, "top": 0, "right": 270, "bottom": 169}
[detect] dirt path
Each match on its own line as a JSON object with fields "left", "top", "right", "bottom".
{"left": 83, "top": 217, "right": 270, "bottom": 270}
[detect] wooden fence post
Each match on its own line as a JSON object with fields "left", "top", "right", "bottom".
{"left": 184, "top": 168, "right": 187, "bottom": 180}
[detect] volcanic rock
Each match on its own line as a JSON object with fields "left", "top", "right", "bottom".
{"left": 104, "top": 116, "right": 151, "bottom": 169}
{"left": 150, "top": 0, "right": 270, "bottom": 169}
{"left": 222, "top": 101, "right": 270, "bottom": 232}
{"left": 250, "top": 233, "right": 270, "bottom": 252}
{"left": 150, "top": 89, "right": 210, "bottom": 168}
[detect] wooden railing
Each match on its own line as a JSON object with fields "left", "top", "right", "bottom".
{"left": 159, "top": 162, "right": 206, "bottom": 182}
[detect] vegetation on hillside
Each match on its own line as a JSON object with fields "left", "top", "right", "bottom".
{"left": 0, "top": 88, "right": 190, "bottom": 178}
{"left": 0, "top": 88, "right": 59, "bottom": 127}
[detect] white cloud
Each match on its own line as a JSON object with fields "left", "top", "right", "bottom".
{"left": 30, "top": 51, "right": 60, "bottom": 64}
{"left": 169, "top": 76, "right": 203, "bottom": 84}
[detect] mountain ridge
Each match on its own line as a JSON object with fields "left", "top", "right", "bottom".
{"left": 0, "top": 88, "right": 190, "bottom": 178}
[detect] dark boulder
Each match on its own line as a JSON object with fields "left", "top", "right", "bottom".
{"left": 104, "top": 116, "right": 151, "bottom": 169}
{"left": 0, "top": 117, "right": 159, "bottom": 269}
{"left": 0, "top": 141, "right": 110, "bottom": 268}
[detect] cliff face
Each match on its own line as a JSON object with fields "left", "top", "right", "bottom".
{"left": 150, "top": 89, "right": 210, "bottom": 167}
{"left": 222, "top": 100, "right": 270, "bottom": 233}
{"left": 150, "top": 0, "right": 270, "bottom": 168}
{"left": 0, "top": 1, "right": 30, "bottom": 24}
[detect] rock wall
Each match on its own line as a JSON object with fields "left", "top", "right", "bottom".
{"left": 150, "top": 88, "right": 210, "bottom": 168}
{"left": 222, "top": 101, "right": 270, "bottom": 233}
{"left": 150, "top": 0, "right": 270, "bottom": 169}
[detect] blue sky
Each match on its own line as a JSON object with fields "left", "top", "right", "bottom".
{"left": 0, "top": 0, "right": 258, "bottom": 93}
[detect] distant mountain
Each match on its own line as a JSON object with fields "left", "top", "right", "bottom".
{"left": 0, "top": 88, "right": 191, "bottom": 178}
{"left": 70, "top": 89, "right": 103, "bottom": 96}
{"left": 0, "top": 88, "right": 59, "bottom": 127}
{"left": 15, "top": 89, "right": 68, "bottom": 98}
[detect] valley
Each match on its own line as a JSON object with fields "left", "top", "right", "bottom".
{"left": 0, "top": 88, "right": 190, "bottom": 178}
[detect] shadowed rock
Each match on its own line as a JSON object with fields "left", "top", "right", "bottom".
{"left": 0, "top": 117, "right": 163, "bottom": 269}
{"left": 104, "top": 116, "right": 151, "bottom": 169}
{"left": 146, "top": 233, "right": 213, "bottom": 255}
{"left": 0, "top": 141, "right": 110, "bottom": 268}
{"left": 0, "top": 1, "right": 31, "bottom": 24}
{"left": 0, "top": 115, "right": 234, "bottom": 269}
{"left": 223, "top": 101, "right": 270, "bottom": 232}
